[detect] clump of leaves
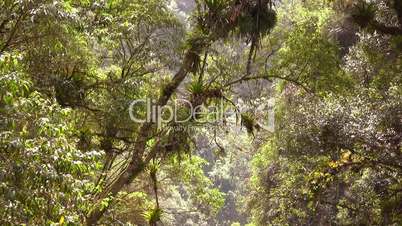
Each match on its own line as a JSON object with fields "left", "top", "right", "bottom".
{"left": 143, "top": 207, "right": 162, "bottom": 225}
{"left": 188, "top": 80, "right": 205, "bottom": 94}
{"left": 148, "top": 162, "right": 160, "bottom": 180}
{"left": 161, "top": 126, "right": 191, "bottom": 158}
{"left": 237, "top": 3, "right": 277, "bottom": 38}
{"left": 183, "top": 30, "right": 210, "bottom": 73}
{"left": 54, "top": 77, "right": 86, "bottom": 107}
{"left": 196, "top": 0, "right": 277, "bottom": 41}
{"left": 241, "top": 112, "right": 259, "bottom": 134}
{"left": 189, "top": 81, "right": 223, "bottom": 109}
{"left": 196, "top": 0, "right": 231, "bottom": 38}
{"left": 189, "top": 81, "right": 206, "bottom": 107}
{"left": 351, "top": 1, "right": 377, "bottom": 28}
{"left": 205, "top": 0, "right": 227, "bottom": 12}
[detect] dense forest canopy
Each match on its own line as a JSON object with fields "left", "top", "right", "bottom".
{"left": 0, "top": 0, "right": 401, "bottom": 225}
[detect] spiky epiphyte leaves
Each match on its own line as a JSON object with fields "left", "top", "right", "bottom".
{"left": 237, "top": 3, "right": 277, "bottom": 39}
{"left": 188, "top": 80, "right": 205, "bottom": 95}
{"left": 188, "top": 80, "right": 205, "bottom": 109}
{"left": 196, "top": 0, "right": 277, "bottom": 41}
{"left": 351, "top": 1, "right": 377, "bottom": 28}
{"left": 257, "top": 7, "right": 277, "bottom": 35}
{"left": 143, "top": 207, "right": 162, "bottom": 226}
{"left": 188, "top": 80, "right": 223, "bottom": 109}
{"left": 184, "top": 30, "right": 210, "bottom": 74}
{"left": 235, "top": 0, "right": 277, "bottom": 74}
{"left": 205, "top": 0, "right": 228, "bottom": 12}
{"left": 148, "top": 162, "right": 160, "bottom": 180}
{"left": 241, "top": 112, "right": 258, "bottom": 134}
{"left": 188, "top": 81, "right": 223, "bottom": 98}
{"left": 196, "top": 0, "right": 232, "bottom": 38}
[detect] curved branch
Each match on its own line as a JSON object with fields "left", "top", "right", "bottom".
{"left": 85, "top": 43, "right": 208, "bottom": 226}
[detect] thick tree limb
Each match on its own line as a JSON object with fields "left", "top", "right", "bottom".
{"left": 370, "top": 21, "right": 402, "bottom": 35}
{"left": 85, "top": 46, "right": 204, "bottom": 225}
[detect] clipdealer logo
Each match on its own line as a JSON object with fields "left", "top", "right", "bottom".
{"left": 129, "top": 98, "right": 275, "bottom": 132}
